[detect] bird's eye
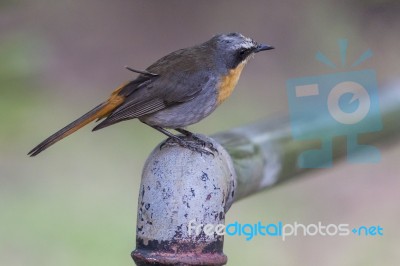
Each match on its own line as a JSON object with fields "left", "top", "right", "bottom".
{"left": 239, "top": 49, "right": 246, "bottom": 55}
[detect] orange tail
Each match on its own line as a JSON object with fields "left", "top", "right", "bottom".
{"left": 28, "top": 94, "right": 124, "bottom": 157}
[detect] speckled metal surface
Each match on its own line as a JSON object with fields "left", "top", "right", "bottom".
{"left": 132, "top": 135, "right": 236, "bottom": 266}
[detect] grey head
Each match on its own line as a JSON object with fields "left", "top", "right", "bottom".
{"left": 208, "top": 32, "right": 274, "bottom": 70}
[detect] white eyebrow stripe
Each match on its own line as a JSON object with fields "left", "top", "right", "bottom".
{"left": 233, "top": 40, "right": 254, "bottom": 50}
{"left": 219, "top": 34, "right": 255, "bottom": 50}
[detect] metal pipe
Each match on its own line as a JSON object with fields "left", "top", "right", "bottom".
{"left": 132, "top": 83, "right": 400, "bottom": 265}
{"left": 132, "top": 136, "right": 236, "bottom": 266}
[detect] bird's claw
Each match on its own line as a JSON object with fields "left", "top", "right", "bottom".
{"left": 160, "top": 136, "right": 216, "bottom": 156}
{"left": 188, "top": 135, "right": 218, "bottom": 154}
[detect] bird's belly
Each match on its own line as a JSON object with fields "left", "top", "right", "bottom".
{"left": 139, "top": 89, "right": 218, "bottom": 128}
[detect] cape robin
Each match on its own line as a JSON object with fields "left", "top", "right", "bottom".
{"left": 29, "top": 32, "right": 274, "bottom": 156}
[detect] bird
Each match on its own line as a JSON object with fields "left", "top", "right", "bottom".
{"left": 28, "top": 32, "right": 274, "bottom": 157}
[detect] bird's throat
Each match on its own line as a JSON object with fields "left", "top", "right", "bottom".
{"left": 217, "top": 61, "right": 247, "bottom": 105}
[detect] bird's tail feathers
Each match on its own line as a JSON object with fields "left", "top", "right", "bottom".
{"left": 28, "top": 96, "right": 124, "bottom": 157}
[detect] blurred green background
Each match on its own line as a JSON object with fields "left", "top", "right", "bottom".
{"left": 1, "top": 0, "right": 400, "bottom": 265}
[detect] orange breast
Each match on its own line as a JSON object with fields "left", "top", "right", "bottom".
{"left": 217, "top": 61, "right": 246, "bottom": 105}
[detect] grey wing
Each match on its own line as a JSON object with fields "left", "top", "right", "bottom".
{"left": 92, "top": 71, "right": 209, "bottom": 131}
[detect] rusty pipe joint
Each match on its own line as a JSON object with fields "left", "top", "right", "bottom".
{"left": 132, "top": 135, "right": 237, "bottom": 266}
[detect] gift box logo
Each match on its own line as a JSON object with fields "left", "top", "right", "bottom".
{"left": 286, "top": 40, "right": 382, "bottom": 168}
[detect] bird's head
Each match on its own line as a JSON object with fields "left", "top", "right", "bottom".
{"left": 210, "top": 32, "right": 274, "bottom": 70}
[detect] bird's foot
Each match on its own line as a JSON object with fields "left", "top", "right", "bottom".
{"left": 186, "top": 134, "right": 218, "bottom": 154}
{"left": 174, "top": 129, "right": 218, "bottom": 154}
{"left": 160, "top": 136, "right": 216, "bottom": 156}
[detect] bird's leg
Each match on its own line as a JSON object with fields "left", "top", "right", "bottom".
{"left": 175, "top": 128, "right": 218, "bottom": 153}
{"left": 148, "top": 125, "right": 214, "bottom": 156}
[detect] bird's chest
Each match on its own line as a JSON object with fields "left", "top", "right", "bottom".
{"left": 216, "top": 61, "right": 246, "bottom": 105}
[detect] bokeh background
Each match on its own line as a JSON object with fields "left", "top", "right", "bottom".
{"left": 1, "top": 0, "right": 400, "bottom": 265}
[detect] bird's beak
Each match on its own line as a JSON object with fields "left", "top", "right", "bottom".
{"left": 254, "top": 44, "right": 275, "bottom": 53}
